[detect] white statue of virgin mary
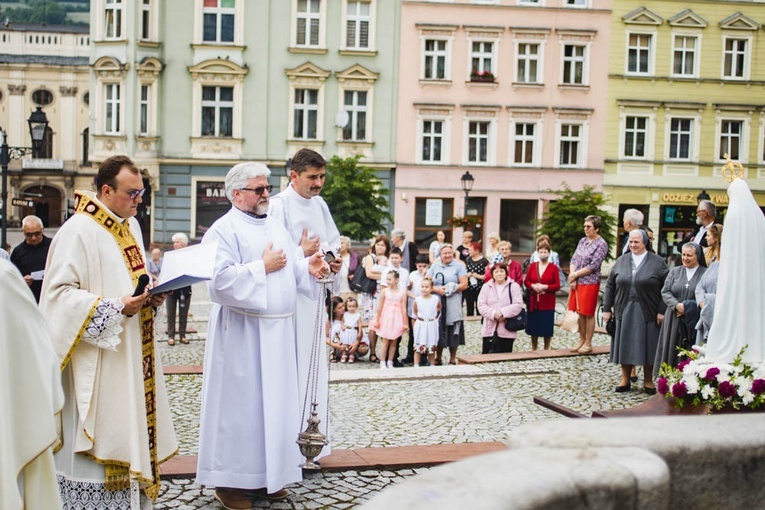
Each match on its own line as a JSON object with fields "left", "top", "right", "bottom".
{"left": 704, "top": 174, "right": 765, "bottom": 363}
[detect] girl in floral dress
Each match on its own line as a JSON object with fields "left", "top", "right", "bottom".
{"left": 370, "top": 270, "right": 408, "bottom": 369}
{"left": 342, "top": 297, "right": 363, "bottom": 363}
{"left": 413, "top": 277, "right": 441, "bottom": 367}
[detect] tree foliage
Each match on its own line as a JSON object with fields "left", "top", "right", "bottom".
{"left": 1, "top": 0, "right": 84, "bottom": 26}
{"left": 321, "top": 155, "right": 391, "bottom": 241}
{"left": 536, "top": 183, "right": 617, "bottom": 264}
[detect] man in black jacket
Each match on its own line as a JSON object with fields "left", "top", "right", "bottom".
{"left": 11, "top": 215, "right": 52, "bottom": 302}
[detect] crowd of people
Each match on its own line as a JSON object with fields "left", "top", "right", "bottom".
{"left": 2, "top": 143, "right": 728, "bottom": 509}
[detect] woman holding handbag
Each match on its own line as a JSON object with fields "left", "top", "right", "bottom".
{"left": 567, "top": 215, "right": 609, "bottom": 353}
{"left": 358, "top": 235, "right": 390, "bottom": 363}
{"left": 477, "top": 263, "right": 525, "bottom": 354}
{"left": 524, "top": 242, "right": 561, "bottom": 350}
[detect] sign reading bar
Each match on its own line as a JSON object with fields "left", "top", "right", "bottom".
{"left": 12, "top": 198, "right": 35, "bottom": 208}
{"left": 194, "top": 180, "right": 229, "bottom": 238}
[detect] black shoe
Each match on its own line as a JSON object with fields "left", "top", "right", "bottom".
{"left": 392, "top": 360, "right": 404, "bottom": 368}
{"left": 615, "top": 384, "right": 631, "bottom": 393}
{"left": 401, "top": 357, "right": 414, "bottom": 364}
{"left": 630, "top": 375, "right": 638, "bottom": 383}
{"left": 643, "top": 386, "right": 657, "bottom": 395}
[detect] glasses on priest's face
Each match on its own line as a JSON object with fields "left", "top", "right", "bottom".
{"left": 24, "top": 230, "right": 42, "bottom": 238}
{"left": 111, "top": 186, "right": 146, "bottom": 200}
{"left": 239, "top": 185, "right": 273, "bottom": 195}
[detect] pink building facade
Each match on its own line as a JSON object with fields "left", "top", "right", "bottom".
{"left": 395, "top": 0, "right": 611, "bottom": 256}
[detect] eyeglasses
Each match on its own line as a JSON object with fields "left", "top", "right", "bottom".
{"left": 583, "top": 225, "right": 594, "bottom": 229}
{"left": 240, "top": 185, "right": 273, "bottom": 195}
{"left": 111, "top": 186, "right": 146, "bottom": 200}
{"left": 24, "top": 231, "right": 42, "bottom": 238}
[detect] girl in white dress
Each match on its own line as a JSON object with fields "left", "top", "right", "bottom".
{"left": 413, "top": 278, "right": 441, "bottom": 367}
{"left": 342, "top": 297, "right": 363, "bottom": 363}
{"left": 326, "top": 297, "right": 355, "bottom": 362}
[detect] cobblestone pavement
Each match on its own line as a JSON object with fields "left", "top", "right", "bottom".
{"left": 154, "top": 284, "right": 651, "bottom": 509}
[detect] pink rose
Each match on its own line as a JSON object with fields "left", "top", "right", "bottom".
{"left": 671, "top": 382, "right": 687, "bottom": 398}
{"left": 718, "top": 381, "right": 736, "bottom": 399}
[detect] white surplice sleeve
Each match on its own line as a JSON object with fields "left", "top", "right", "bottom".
{"left": 81, "top": 298, "right": 125, "bottom": 351}
{"left": 294, "top": 243, "right": 319, "bottom": 301}
{"left": 203, "top": 226, "right": 268, "bottom": 310}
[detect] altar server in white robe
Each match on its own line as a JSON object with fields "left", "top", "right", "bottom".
{"left": 0, "top": 259, "right": 64, "bottom": 510}
{"left": 40, "top": 156, "right": 177, "bottom": 509}
{"left": 197, "top": 162, "right": 329, "bottom": 507}
{"left": 269, "top": 148, "right": 341, "bottom": 453}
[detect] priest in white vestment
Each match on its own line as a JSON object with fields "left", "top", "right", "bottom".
{"left": 0, "top": 259, "right": 64, "bottom": 510}
{"left": 197, "top": 162, "right": 328, "bottom": 508}
{"left": 39, "top": 156, "right": 177, "bottom": 509}
{"left": 269, "top": 148, "right": 341, "bottom": 455}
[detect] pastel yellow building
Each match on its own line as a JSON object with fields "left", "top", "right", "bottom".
{"left": 604, "top": 1, "right": 765, "bottom": 259}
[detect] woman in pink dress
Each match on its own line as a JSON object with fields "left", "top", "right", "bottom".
{"left": 370, "top": 270, "right": 408, "bottom": 369}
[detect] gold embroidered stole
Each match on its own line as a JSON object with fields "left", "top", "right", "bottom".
{"left": 73, "top": 192, "right": 160, "bottom": 500}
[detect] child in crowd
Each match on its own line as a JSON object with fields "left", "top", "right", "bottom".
{"left": 326, "top": 297, "right": 357, "bottom": 362}
{"left": 342, "top": 297, "right": 363, "bottom": 363}
{"left": 368, "top": 254, "right": 388, "bottom": 281}
{"left": 381, "top": 247, "right": 409, "bottom": 292}
{"left": 407, "top": 254, "right": 431, "bottom": 362}
{"left": 413, "top": 277, "right": 441, "bottom": 367}
{"left": 370, "top": 270, "right": 408, "bottom": 369}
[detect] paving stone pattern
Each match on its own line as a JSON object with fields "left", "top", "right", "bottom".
{"left": 155, "top": 283, "right": 651, "bottom": 509}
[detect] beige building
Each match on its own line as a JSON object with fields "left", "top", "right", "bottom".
{"left": 0, "top": 23, "right": 91, "bottom": 233}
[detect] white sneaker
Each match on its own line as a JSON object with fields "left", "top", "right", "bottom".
{"left": 380, "top": 360, "right": 387, "bottom": 369}
{"left": 387, "top": 360, "right": 394, "bottom": 368}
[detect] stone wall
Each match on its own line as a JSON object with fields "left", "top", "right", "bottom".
{"left": 361, "top": 415, "right": 765, "bottom": 510}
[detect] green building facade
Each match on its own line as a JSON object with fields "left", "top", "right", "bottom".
{"left": 91, "top": 0, "right": 399, "bottom": 243}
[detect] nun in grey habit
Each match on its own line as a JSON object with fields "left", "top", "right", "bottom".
{"left": 653, "top": 242, "right": 706, "bottom": 377}
{"left": 603, "top": 230, "right": 669, "bottom": 392}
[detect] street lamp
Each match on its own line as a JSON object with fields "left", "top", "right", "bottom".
{"left": 460, "top": 170, "right": 474, "bottom": 216}
{"left": 284, "top": 158, "right": 292, "bottom": 177}
{"left": 697, "top": 190, "right": 710, "bottom": 203}
{"left": 1, "top": 106, "right": 49, "bottom": 248}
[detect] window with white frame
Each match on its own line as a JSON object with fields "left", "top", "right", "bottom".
{"left": 343, "top": 90, "right": 367, "bottom": 141}
{"left": 296, "top": 0, "right": 322, "bottom": 47}
{"left": 672, "top": 35, "right": 697, "bottom": 77}
{"left": 104, "top": 0, "right": 123, "bottom": 39}
{"left": 470, "top": 41, "right": 494, "bottom": 75}
{"left": 623, "top": 116, "right": 648, "bottom": 158}
{"left": 516, "top": 43, "right": 540, "bottom": 83}
{"left": 468, "top": 121, "right": 490, "bottom": 163}
{"left": 559, "top": 124, "right": 581, "bottom": 167}
{"left": 723, "top": 38, "right": 748, "bottom": 79}
{"left": 203, "top": 0, "right": 235, "bottom": 43}
{"left": 201, "top": 86, "right": 233, "bottom": 137}
{"left": 293, "top": 88, "right": 319, "bottom": 140}
{"left": 519, "top": 0, "right": 541, "bottom": 5}
{"left": 345, "top": 0, "right": 370, "bottom": 49}
{"left": 513, "top": 123, "right": 536, "bottom": 165}
{"left": 141, "top": 0, "right": 152, "bottom": 40}
{"left": 139, "top": 84, "right": 149, "bottom": 135}
{"left": 565, "top": 0, "right": 587, "bottom": 7}
{"left": 719, "top": 120, "right": 743, "bottom": 160}
{"left": 104, "top": 83, "right": 121, "bottom": 134}
{"left": 423, "top": 39, "right": 448, "bottom": 80}
{"left": 627, "top": 33, "right": 652, "bottom": 74}
{"left": 668, "top": 118, "right": 693, "bottom": 160}
{"left": 421, "top": 120, "right": 445, "bottom": 163}
{"left": 562, "top": 44, "right": 585, "bottom": 84}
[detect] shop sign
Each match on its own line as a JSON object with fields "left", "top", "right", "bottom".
{"left": 425, "top": 199, "right": 443, "bottom": 226}
{"left": 662, "top": 192, "right": 729, "bottom": 205}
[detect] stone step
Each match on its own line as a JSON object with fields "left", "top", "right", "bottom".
{"left": 457, "top": 345, "right": 609, "bottom": 364}
{"left": 159, "top": 442, "right": 506, "bottom": 478}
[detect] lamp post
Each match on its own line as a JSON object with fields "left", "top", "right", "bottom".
{"left": 1, "top": 106, "right": 49, "bottom": 248}
{"left": 697, "top": 190, "right": 711, "bottom": 203}
{"left": 460, "top": 170, "right": 474, "bottom": 216}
